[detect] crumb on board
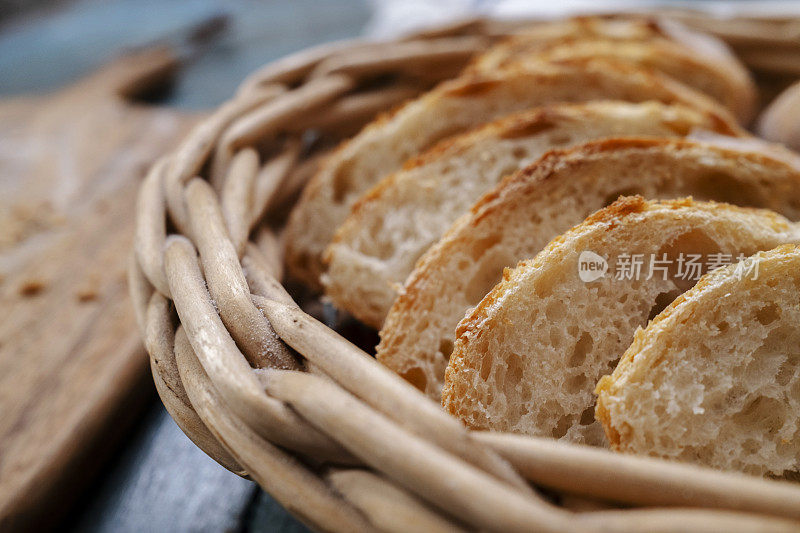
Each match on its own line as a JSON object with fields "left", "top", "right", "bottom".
{"left": 19, "top": 279, "right": 46, "bottom": 296}
{"left": 76, "top": 289, "right": 98, "bottom": 302}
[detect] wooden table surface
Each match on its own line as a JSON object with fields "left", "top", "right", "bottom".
{"left": 0, "top": 1, "right": 369, "bottom": 531}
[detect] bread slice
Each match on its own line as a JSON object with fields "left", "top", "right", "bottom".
{"left": 596, "top": 244, "right": 800, "bottom": 476}
{"left": 474, "top": 16, "right": 735, "bottom": 71}
{"left": 441, "top": 197, "right": 800, "bottom": 446}
{"left": 323, "top": 102, "right": 745, "bottom": 329}
{"left": 378, "top": 139, "right": 800, "bottom": 401}
{"left": 284, "top": 59, "right": 732, "bottom": 288}
{"left": 473, "top": 38, "right": 756, "bottom": 123}
{"left": 758, "top": 80, "right": 800, "bottom": 151}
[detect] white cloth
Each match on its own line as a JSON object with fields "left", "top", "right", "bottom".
{"left": 365, "top": 0, "right": 800, "bottom": 39}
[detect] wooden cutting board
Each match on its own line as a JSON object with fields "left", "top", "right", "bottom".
{"left": 0, "top": 46, "right": 201, "bottom": 531}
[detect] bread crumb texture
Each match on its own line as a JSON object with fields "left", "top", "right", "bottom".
{"left": 596, "top": 244, "right": 800, "bottom": 476}
{"left": 442, "top": 198, "right": 800, "bottom": 451}
{"left": 323, "top": 102, "right": 741, "bottom": 329}
{"left": 379, "top": 138, "right": 800, "bottom": 402}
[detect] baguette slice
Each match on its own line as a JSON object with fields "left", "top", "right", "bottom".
{"left": 378, "top": 139, "right": 800, "bottom": 401}
{"left": 284, "top": 59, "right": 732, "bottom": 288}
{"left": 758, "top": 80, "right": 800, "bottom": 151}
{"left": 473, "top": 16, "right": 735, "bottom": 71}
{"left": 596, "top": 244, "right": 800, "bottom": 476}
{"left": 473, "top": 38, "right": 756, "bottom": 123}
{"left": 442, "top": 197, "right": 800, "bottom": 446}
{"left": 324, "top": 102, "right": 744, "bottom": 328}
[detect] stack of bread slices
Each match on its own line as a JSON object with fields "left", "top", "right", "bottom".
{"left": 285, "top": 15, "right": 800, "bottom": 478}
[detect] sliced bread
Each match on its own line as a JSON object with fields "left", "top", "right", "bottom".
{"left": 758, "top": 80, "right": 800, "bottom": 151}
{"left": 596, "top": 244, "right": 800, "bottom": 476}
{"left": 284, "top": 59, "right": 732, "bottom": 288}
{"left": 378, "top": 139, "right": 800, "bottom": 401}
{"left": 441, "top": 197, "right": 800, "bottom": 446}
{"left": 473, "top": 38, "right": 756, "bottom": 123}
{"left": 474, "top": 16, "right": 736, "bottom": 72}
{"left": 323, "top": 102, "right": 745, "bottom": 329}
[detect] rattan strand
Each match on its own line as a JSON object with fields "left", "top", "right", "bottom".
{"left": 151, "top": 356, "right": 245, "bottom": 476}
{"left": 131, "top": 16, "right": 800, "bottom": 532}
{"left": 475, "top": 432, "right": 800, "bottom": 521}
{"left": 325, "top": 469, "right": 466, "bottom": 533}
{"left": 219, "top": 148, "right": 258, "bottom": 255}
{"left": 249, "top": 140, "right": 301, "bottom": 229}
{"left": 185, "top": 179, "right": 297, "bottom": 369}
{"left": 173, "top": 328, "right": 373, "bottom": 532}
{"left": 165, "top": 87, "right": 286, "bottom": 238}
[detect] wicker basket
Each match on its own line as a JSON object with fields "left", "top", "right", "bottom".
{"left": 131, "top": 15, "right": 800, "bottom": 532}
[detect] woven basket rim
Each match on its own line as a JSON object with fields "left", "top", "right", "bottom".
{"left": 130, "top": 14, "right": 800, "bottom": 532}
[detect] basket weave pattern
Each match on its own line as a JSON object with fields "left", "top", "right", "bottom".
{"left": 131, "top": 17, "right": 800, "bottom": 532}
